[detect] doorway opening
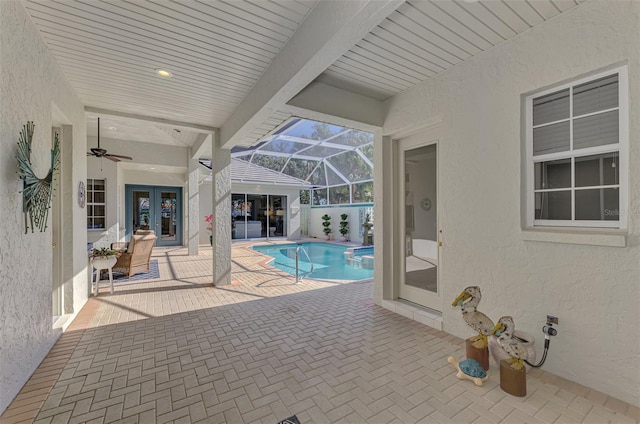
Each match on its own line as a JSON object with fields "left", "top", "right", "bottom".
{"left": 125, "top": 185, "right": 183, "bottom": 246}
{"left": 397, "top": 133, "right": 441, "bottom": 311}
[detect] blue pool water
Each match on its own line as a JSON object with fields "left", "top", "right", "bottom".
{"left": 252, "top": 242, "right": 374, "bottom": 281}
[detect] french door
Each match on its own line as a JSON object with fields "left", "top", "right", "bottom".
{"left": 397, "top": 130, "right": 442, "bottom": 311}
{"left": 125, "top": 185, "right": 182, "bottom": 246}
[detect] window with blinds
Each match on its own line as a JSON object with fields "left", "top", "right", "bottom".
{"left": 526, "top": 67, "right": 627, "bottom": 228}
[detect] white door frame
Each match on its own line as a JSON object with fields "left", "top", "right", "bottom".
{"left": 395, "top": 126, "right": 442, "bottom": 311}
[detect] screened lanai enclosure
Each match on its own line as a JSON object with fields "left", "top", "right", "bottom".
{"left": 200, "top": 118, "right": 374, "bottom": 240}
{"left": 232, "top": 118, "right": 374, "bottom": 206}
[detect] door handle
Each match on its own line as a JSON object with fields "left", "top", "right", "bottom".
{"left": 52, "top": 243, "right": 57, "bottom": 248}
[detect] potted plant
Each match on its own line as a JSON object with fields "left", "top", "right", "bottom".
{"left": 205, "top": 214, "right": 213, "bottom": 245}
{"left": 339, "top": 213, "right": 349, "bottom": 242}
{"left": 321, "top": 214, "right": 332, "bottom": 240}
{"left": 89, "top": 247, "right": 119, "bottom": 271}
{"left": 89, "top": 247, "right": 119, "bottom": 259}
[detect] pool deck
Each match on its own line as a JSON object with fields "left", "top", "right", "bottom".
{"left": 2, "top": 243, "right": 638, "bottom": 423}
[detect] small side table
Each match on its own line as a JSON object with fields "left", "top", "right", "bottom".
{"left": 91, "top": 256, "right": 117, "bottom": 296}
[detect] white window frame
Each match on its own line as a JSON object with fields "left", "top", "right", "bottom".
{"left": 525, "top": 66, "right": 628, "bottom": 229}
{"left": 87, "top": 178, "right": 107, "bottom": 230}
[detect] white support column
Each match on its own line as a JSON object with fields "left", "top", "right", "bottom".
{"left": 211, "top": 138, "right": 232, "bottom": 286}
{"left": 187, "top": 155, "right": 200, "bottom": 256}
{"left": 187, "top": 133, "right": 212, "bottom": 256}
{"left": 373, "top": 132, "right": 394, "bottom": 304}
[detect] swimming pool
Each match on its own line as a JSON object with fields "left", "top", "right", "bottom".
{"left": 252, "top": 242, "right": 374, "bottom": 281}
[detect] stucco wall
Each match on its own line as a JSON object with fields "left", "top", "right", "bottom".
{"left": 0, "top": 1, "right": 88, "bottom": 413}
{"left": 380, "top": 0, "right": 640, "bottom": 406}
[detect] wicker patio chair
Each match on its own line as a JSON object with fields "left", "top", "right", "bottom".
{"left": 111, "top": 234, "right": 157, "bottom": 277}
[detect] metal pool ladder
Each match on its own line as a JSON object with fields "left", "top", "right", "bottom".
{"left": 295, "top": 246, "right": 313, "bottom": 284}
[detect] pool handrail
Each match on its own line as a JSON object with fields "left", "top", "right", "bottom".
{"left": 295, "top": 246, "right": 314, "bottom": 284}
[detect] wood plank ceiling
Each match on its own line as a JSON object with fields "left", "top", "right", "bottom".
{"left": 320, "top": 0, "right": 585, "bottom": 100}
{"left": 24, "top": 0, "right": 315, "bottom": 127}
{"left": 25, "top": 0, "right": 585, "bottom": 148}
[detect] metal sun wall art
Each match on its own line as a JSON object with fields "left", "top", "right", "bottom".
{"left": 16, "top": 121, "right": 60, "bottom": 233}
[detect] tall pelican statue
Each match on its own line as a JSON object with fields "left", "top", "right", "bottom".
{"left": 452, "top": 286, "right": 494, "bottom": 349}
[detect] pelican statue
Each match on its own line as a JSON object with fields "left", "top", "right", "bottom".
{"left": 492, "top": 316, "right": 528, "bottom": 370}
{"left": 452, "top": 286, "right": 494, "bottom": 348}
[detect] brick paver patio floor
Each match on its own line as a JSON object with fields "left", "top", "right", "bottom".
{"left": 2, "top": 242, "right": 638, "bottom": 423}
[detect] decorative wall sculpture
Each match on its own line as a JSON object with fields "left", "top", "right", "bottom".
{"left": 16, "top": 121, "right": 60, "bottom": 233}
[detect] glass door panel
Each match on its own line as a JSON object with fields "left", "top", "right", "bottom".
{"left": 132, "top": 190, "right": 151, "bottom": 232}
{"left": 398, "top": 138, "right": 441, "bottom": 311}
{"left": 160, "top": 191, "right": 178, "bottom": 242}
{"left": 232, "top": 194, "right": 247, "bottom": 239}
{"left": 271, "top": 195, "right": 287, "bottom": 237}
{"left": 246, "top": 194, "right": 267, "bottom": 238}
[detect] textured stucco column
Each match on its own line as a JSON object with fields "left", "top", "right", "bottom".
{"left": 187, "top": 156, "right": 199, "bottom": 256}
{"left": 373, "top": 131, "right": 394, "bottom": 304}
{"left": 211, "top": 141, "right": 231, "bottom": 286}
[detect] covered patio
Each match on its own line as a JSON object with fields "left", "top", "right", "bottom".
{"left": 2, "top": 245, "right": 636, "bottom": 423}
{"left": 2, "top": 0, "right": 639, "bottom": 418}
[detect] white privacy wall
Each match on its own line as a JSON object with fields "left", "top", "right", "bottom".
{"left": 380, "top": 0, "right": 640, "bottom": 406}
{"left": 0, "top": 1, "right": 88, "bottom": 413}
{"left": 308, "top": 206, "right": 367, "bottom": 244}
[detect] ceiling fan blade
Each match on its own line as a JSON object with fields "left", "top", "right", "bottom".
{"left": 104, "top": 155, "right": 121, "bottom": 162}
{"left": 105, "top": 153, "right": 133, "bottom": 160}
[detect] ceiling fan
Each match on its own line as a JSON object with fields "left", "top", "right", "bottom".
{"left": 87, "top": 117, "right": 133, "bottom": 162}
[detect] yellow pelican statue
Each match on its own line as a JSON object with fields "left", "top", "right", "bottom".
{"left": 452, "top": 286, "right": 494, "bottom": 348}
{"left": 492, "top": 316, "right": 528, "bottom": 370}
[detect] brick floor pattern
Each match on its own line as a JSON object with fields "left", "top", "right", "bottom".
{"left": 2, "top": 242, "right": 638, "bottom": 424}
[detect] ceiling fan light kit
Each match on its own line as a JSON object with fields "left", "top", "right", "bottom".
{"left": 87, "top": 117, "right": 133, "bottom": 162}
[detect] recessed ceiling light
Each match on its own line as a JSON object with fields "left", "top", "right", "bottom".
{"left": 150, "top": 167, "right": 156, "bottom": 170}
{"left": 155, "top": 69, "right": 173, "bottom": 78}
{"left": 107, "top": 126, "right": 117, "bottom": 131}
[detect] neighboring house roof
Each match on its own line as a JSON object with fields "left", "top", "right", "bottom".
{"left": 199, "top": 158, "right": 312, "bottom": 188}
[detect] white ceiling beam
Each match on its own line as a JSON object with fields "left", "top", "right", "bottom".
{"left": 285, "top": 81, "right": 385, "bottom": 128}
{"left": 220, "top": 0, "right": 403, "bottom": 148}
{"left": 281, "top": 104, "right": 381, "bottom": 134}
{"left": 86, "top": 107, "right": 217, "bottom": 134}
{"left": 190, "top": 133, "right": 212, "bottom": 159}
